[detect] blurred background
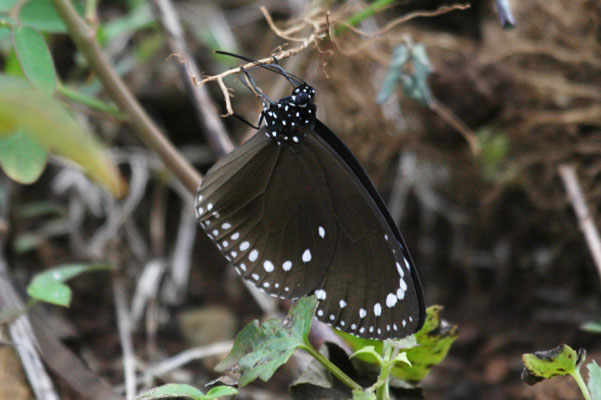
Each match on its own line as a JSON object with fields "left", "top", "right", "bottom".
{"left": 1, "top": 0, "right": 601, "bottom": 399}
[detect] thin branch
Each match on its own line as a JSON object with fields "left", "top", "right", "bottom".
{"left": 142, "top": 341, "right": 233, "bottom": 379}
{"left": 430, "top": 98, "right": 480, "bottom": 155}
{"left": 51, "top": 0, "right": 202, "bottom": 194}
{"left": 558, "top": 164, "right": 601, "bottom": 284}
{"left": 152, "top": 0, "right": 235, "bottom": 157}
{"left": 113, "top": 275, "right": 137, "bottom": 400}
{"left": 331, "top": 3, "right": 470, "bottom": 55}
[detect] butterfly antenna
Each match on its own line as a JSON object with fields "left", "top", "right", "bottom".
{"left": 239, "top": 67, "right": 275, "bottom": 106}
{"left": 215, "top": 50, "right": 305, "bottom": 87}
{"left": 232, "top": 113, "right": 260, "bottom": 130}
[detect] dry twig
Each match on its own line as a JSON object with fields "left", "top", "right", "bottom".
{"left": 558, "top": 164, "right": 601, "bottom": 285}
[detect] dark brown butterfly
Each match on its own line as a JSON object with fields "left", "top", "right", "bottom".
{"left": 195, "top": 57, "right": 425, "bottom": 339}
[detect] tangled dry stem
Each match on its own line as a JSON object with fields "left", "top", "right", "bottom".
{"left": 199, "top": 2, "right": 473, "bottom": 128}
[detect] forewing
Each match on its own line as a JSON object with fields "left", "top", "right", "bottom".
{"left": 195, "top": 130, "right": 337, "bottom": 299}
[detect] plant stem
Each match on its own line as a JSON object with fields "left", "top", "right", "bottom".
{"left": 301, "top": 344, "right": 362, "bottom": 391}
{"left": 571, "top": 370, "right": 592, "bottom": 400}
{"left": 51, "top": 0, "right": 202, "bottom": 194}
{"left": 335, "top": 0, "right": 398, "bottom": 35}
{"left": 57, "top": 82, "right": 122, "bottom": 118}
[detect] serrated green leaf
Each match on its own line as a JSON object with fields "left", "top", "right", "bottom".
{"left": 392, "top": 305, "right": 458, "bottom": 382}
{"left": 587, "top": 361, "right": 601, "bottom": 400}
{"left": 0, "top": 129, "right": 47, "bottom": 184}
{"left": 203, "top": 386, "right": 238, "bottom": 399}
{"left": 136, "top": 383, "right": 204, "bottom": 400}
{"left": 216, "top": 296, "right": 316, "bottom": 386}
{"left": 521, "top": 345, "right": 585, "bottom": 385}
{"left": 352, "top": 389, "right": 376, "bottom": 400}
{"left": 339, "top": 305, "right": 458, "bottom": 384}
{"left": 12, "top": 26, "right": 56, "bottom": 94}
{"left": 0, "top": 75, "right": 127, "bottom": 196}
{"left": 26, "top": 264, "right": 113, "bottom": 307}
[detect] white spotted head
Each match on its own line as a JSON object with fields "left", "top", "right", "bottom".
{"left": 262, "top": 83, "right": 316, "bottom": 141}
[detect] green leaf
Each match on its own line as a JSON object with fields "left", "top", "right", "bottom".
{"left": 587, "top": 361, "right": 601, "bottom": 400}
{"left": 0, "top": 75, "right": 127, "bottom": 196}
{"left": 476, "top": 128, "right": 510, "bottom": 182}
{"left": 203, "top": 386, "right": 239, "bottom": 399}
{"left": 392, "top": 305, "right": 458, "bottom": 383}
{"left": 97, "top": 3, "right": 156, "bottom": 46}
{"left": 0, "top": 25, "right": 11, "bottom": 41}
{"left": 26, "top": 264, "right": 113, "bottom": 307}
{"left": 339, "top": 305, "right": 458, "bottom": 384}
{"left": 136, "top": 384, "right": 204, "bottom": 400}
{"left": 19, "top": 0, "right": 66, "bottom": 33}
{"left": 3, "top": 49, "right": 25, "bottom": 77}
{"left": 352, "top": 389, "right": 376, "bottom": 400}
{"left": 12, "top": 26, "right": 56, "bottom": 94}
{"left": 581, "top": 321, "right": 601, "bottom": 334}
{"left": 0, "top": 0, "right": 17, "bottom": 12}
{"left": 521, "top": 345, "right": 585, "bottom": 385}
{"left": 377, "top": 42, "right": 432, "bottom": 106}
{"left": 349, "top": 346, "right": 382, "bottom": 366}
{"left": 216, "top": 296, "right": 316, "bottom": 386}
{"left": 394, "top": 352, "right": 411, "bottom": 367}
{"left": 0, "top": 129, "right": 47, "bottom": 184}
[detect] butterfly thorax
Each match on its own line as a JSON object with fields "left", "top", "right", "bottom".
{"left": 262, "top": 84, "right": 316, "bottom": 145}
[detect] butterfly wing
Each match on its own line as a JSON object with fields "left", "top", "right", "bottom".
{"left": 308, "top": 120, "right": 425, "bottom": 338}
{"left": 196, "top": 123, "right": 424, "bottom": 339}
{"left": 196, "top": 131, "right": 338, "bottom": 299}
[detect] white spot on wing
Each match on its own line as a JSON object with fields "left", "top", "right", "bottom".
{"left": 317, "top": 309, "right": 323, "bottom": 317}
{"left": 240, "top": 263, "right": 246, "bottom": 271}
{"left": 302, "top": 249, "right": 312, "bottom": 262}
{"left": 240, "top": 241, "right": 250, "bottom": 251}
{"left": 359, "top": 308, "right": 367, "bottom": 318}
{"left": 282, "top": 260, "right": 292, "bottom": 271}
{"left": 252, "top": 273, "right": 259, "bottom": 281}
{"left": 374, "top": 303, "right": 382, "bottom": 316}
{"left": 263, "top": 282, "right": 270, "bottom": 288}
{"left": 222, "top": 222, "right": 231, "bottom": 229}
{"left": 396, "top": 262, "right": 404, "bottom": 277}
{"left": 207, "top": 203, "right": 213, "bottom": 211}
{"left": 386, "top": 293, "right": 398, "bottom": 308}
{"left": 329, "top": 314, "right": 335, "bottom": 321}
{"left": 315, "top": 289, "right": 326, "bottom": 300}
{"left": 396, "top": 288, "right": 405, "bottom": 300}
{"left": 318, "top": 226, "right": 325, "bottom": 238}
{"left": 339, "top": 300, "right": 347, "bottom": 308}
{"left": 351, "top": 324, "right": 357, "bottom": 330}
{"left": 249, "top": 249, "right": 259, "bottom": 262}
{"left": 231, "top": 232, "right": 240, "bottom": 240}
{"left": 263, "top": 260, "right": 274, "bottom": 272}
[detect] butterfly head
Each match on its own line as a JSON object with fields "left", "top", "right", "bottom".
{"left": 262, "top": 84, "right": 317, "bottom": 140}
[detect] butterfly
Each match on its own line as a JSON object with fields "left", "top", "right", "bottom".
{"left": 195, "top": 54, "right": 425, "bottom": 339}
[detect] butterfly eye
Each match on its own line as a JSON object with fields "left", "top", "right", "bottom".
{"left": 294, "top": 92, "right": 311, "bottom": 105}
